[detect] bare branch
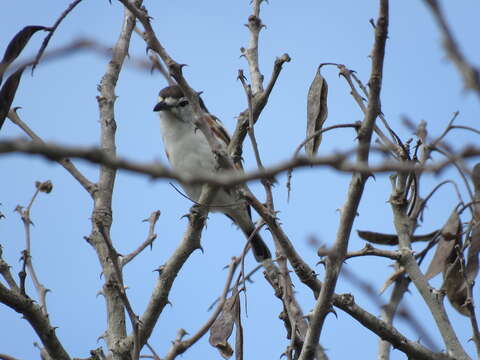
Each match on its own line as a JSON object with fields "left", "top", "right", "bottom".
{"left": 2, "top": 139, "right": 480, "bottom": 187}
{"left": 163, "top": 257, "right": 239, "bottom": 360}
{"left": 118, "top": 186, "right": 215, "bottom": 353}
{"left": 0, "top": 249, "right": 19, "bottom": 292}
{"left": 335, "top": 292, "right": 452, "bottom": 360}
{"left": 32, "top": 0, "right": 84, "bottom": 72}
{"left": 16, "top": 181, "right": 53, "bottom": 315}
{"left": 121, "top": 210, "right": 161, "bottom": 267}
{"left": 344, "top": 243, "right": 400, "bottom": 260}
{"left": 0, "top": 283, "right": 70, "bottom": 360}
{"left": 84, "top": 3, "right": 141, "bottom": 359}
{"left": 299, "top": 2, "right": 390, "bottom": 358}
{"left": 0, "top": 354, "right": 21, "bottom": 360}
{"left": 423, "top": 0, "right": 480, "bottom": 97}
{"left": 7, "top": 109, "right": 95, "bottom": 196}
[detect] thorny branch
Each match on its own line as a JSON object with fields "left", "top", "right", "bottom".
{"left": 32, "top": 0, "right": 84, "bottom": 72}
{"left": 121, "top": 210, "right": 161, "bottom": 267}
{"left": 2, "top": 138, "right": 480, "bottom": 186}
{"left": 84, "top": 3, "right": 141, "bottom": 360}
{"left": 163, "top": 257, "right": 240, "bottom": 360}
{"left": 7, "top": 109, "right": 95, "bottom": 196}
{"left": 299, "top": 2, "right": 390, "bottom": 359}
{"left": 15, "top": 181, "right": 53, "bottom": 315}
{"left": 423, "top": 0, "right": 480, "bottom": 98}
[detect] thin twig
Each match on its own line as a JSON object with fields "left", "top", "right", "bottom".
{"left": 162, "top": 257, "right": 240, "bottom": 360}
{"left": 423, "top": 0, "right": 480, "bottom": 97}
{"left": 3, "top": 139, "right": 480, "bottom": 187}
{"left": 16, "top": 184, "right": 51, "bottom": 315}
{"left": 7, "top": 109, "right": 95, "bottom": 196}
{"left": 32, "top": 0, "right": 84, "bottom": 72}
{"left": 299, "top": 2, "right": 390, "bottom": 359}
{"left": 121, "top": 210, "right": 161, "bottom": 267}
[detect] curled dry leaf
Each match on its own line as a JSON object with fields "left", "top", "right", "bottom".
{"left": 209, "top": 292, "right": 240, "bottom": 359}
{"left": 465, "top": 224, "right": 480, "bottom": 284}
{"left": 0, "top": 25, "right": 48, "bottom": 84}
{"left": 305, "top": 65, "right": 328, "bottom": 156}
{"left": 472, "top": 163, "right": 480, "bottom": 195}
{"left": 357, "top": 229, "right": 437, "bottom": 246}
{"left": 465, "top": 162, "right": 480, "bottom": 286}
{"left": 0, "top": 67, "right": 24, "bottom": 130}
{"left": 443, "top": 253, "right": 469, "bottom": 316}
{"left": 424, "top": 210, "right": 461, "bottom": 280}
{"left": 234, "top": 292, "right": 243, "bottom": 360}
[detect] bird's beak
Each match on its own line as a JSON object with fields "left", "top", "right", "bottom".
{"left": 153, "top": 101, "right": 170, "bottom": 112}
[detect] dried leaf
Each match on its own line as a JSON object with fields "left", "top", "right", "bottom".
{"left": 305, "top": 65, "right": 328, "bottom": 156}
{"left": 424, "top": 237, "right": 456, "bottom": 280}
{"left": 440, "top": 210, "right": 461, "bottom": 240}
{"left": 467, "top": 163, "right": 480, "bottom": 282}
{"left": 472, "top": 163, "right": 480, "bottom": 194}
{"left": 234, "top": 293, "right": 243, "bottom": 360}
{"left": 466, "top": 223, "right": 480, "bottom": 283}
{"left": 0, "top": 26, "right": 47, "bottom": 84}
{"left": 424, "top": 211, "right": 461, "bottom": 280}
{"left": 443, "top": 255, "right": 469, "bottom": 316}
{"left": 357, "top": 229, "right": 437, "bottom": 246}
{"left": 209, "top": 293, "right": 240, "bottom": 359}
{"left": 0, "top": 67, "right": 24, "bottom": 130}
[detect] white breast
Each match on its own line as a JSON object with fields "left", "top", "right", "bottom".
{"left": 159, "top": 111, "right": 219, "bottom": 200}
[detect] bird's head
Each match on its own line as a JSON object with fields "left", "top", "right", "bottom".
{"left": 153, "top": 85, "right": 205, "bottom": 122}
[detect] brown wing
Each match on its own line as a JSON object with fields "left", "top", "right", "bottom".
{"left": 205, "top": 114, "right": 230, "bottom": 146}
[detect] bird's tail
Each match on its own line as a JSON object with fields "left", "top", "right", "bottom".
{"left": 246, "top": 230, "right": 272, "bottom": 262}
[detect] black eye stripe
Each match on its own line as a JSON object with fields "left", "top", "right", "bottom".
{"left": 178, "top": 100, "right": 189, "bottom": 107}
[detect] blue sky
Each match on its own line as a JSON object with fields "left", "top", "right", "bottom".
{"left": 1, "top": 1, "right": 479, "bottom": 359}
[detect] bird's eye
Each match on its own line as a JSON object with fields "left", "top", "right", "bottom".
{"left": 178, "top": 100, "right": 189, "bottom": 107}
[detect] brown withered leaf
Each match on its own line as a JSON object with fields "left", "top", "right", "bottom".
{"left": 443, "top": 254, "right": 469, "bottom": 316}
{"left": 467, "top": 163, "right": 480, "bottom": 283}
{"left": 424, "top": 237, "right": 456, "bottom": 280}
{"left": 357, "top": 229, "right": 438, "bottom": 246}
{"left": 234, "top": 293, "right": 243, "bottom": 360}
{"left": 305, "top": 65, "right": 328, "bottom": 156}
{"left": 0, "top": 67, "right": 25, "bottom": 130}
{"left": 0, "top": 26, "right": 48, "bottom": 84}
{"left": 466, "top": 224, "right": 480, "bottom": 284}
{"left": 209, "top": 292, "right": 240, "bottom": 359}
{"left": 424, "top": 211, "right": 461, "bottom": 280}
{"left": 472, "top": 163, "right": 480, "bottom": 194}
{"left": 440, "top": 210, "right": 462, "bottom": 240}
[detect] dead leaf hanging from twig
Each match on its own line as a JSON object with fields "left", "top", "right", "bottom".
{"left": 466, "top": 163, "right": 480, "bottom": 283}
{"left": 305, "top": 65, "right": 328, "bottom": 156}
{"left": 424, "top": 210, "right": 461, "bottom": 280}
{"left": 209, "top": 292, "right": 240, "bottom": 359}
{"left": 0, "top": 26, "right": 48, "bottom": 84}
{"left": 0, "top": 67, "right": 25, "bottom": 130}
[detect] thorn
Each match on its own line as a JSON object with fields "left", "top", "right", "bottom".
{"left": 154, "top": 265, "right": 165, "bottom": 274}
{"left": 328, "top": 307, "right": 338, "bottom": 319}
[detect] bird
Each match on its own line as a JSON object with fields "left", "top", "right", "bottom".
{"left": 153, "top": 84, "right": 271, "bottom": 262}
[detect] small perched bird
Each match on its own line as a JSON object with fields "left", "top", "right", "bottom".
{"left": 153, "top": 85, "right": 271, "bottom": 262}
